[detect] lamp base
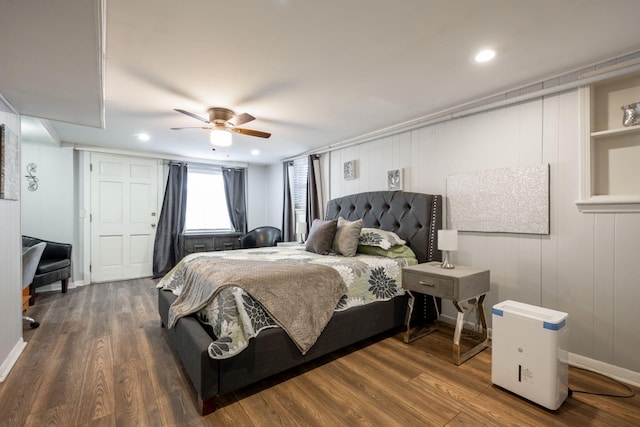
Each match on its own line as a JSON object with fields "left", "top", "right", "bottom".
{"left": 440, "top": 251, "right": 455, "bottom": 269}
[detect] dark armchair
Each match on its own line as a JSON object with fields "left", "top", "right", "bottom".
{"left": 22, "top": 236, "right": 72, "bottom": 304}
{"left": 239, "top": 226, "right": 282, "bottom": 248}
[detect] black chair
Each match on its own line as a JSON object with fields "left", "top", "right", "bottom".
{"left": 22, "top": 236, "right": 72, "bottom": 304}
{"left": 239, "top": 226, "right": 282, "bottom": 248}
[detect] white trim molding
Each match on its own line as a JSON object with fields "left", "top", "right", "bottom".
{"left": 0, "top": 338, "right": 27, "bottom": 382}
{"left": 569, "top": 353, "right": 640, "bottom": 388}
{"left": 575, "top": 196, "right": 640, "bottom": 213}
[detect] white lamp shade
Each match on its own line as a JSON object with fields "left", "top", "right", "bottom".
{"left": 438, "top": 229, "right": 458, "bottom": 251}
{"left": 296, "top": 222, "right": 307, "bottom": 233}
{"left": 210, "top": 129, "right": 232, "bottom": 147}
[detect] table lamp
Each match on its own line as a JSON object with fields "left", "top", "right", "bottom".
{"left": 438, "top": 229, "right": 458, "bottom": 269}
{"left": 296, "top": 221, "right": 307, "bottom": 244}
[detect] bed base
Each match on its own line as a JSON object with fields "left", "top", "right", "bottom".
{"left": 159, "top": 288, "right": 434, "bottom": 415}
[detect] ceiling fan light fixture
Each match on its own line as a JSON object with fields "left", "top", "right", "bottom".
{"left": 210, "top": 129, "right": 232, "bottom": 147}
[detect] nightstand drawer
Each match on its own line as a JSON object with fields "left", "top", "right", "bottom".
{"left": 403, "top": 270, "right": 454, "bottom": 299}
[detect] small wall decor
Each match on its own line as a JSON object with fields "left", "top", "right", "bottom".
{"left": 446, "top": 164, "right": 550, "bottom": 234}
{"left": 386, "top": 168, "right": 403, "bottom": 191}
{"left": 0, "top": 124, "right": 20, "bottom": 200}
{"left": 343, "top": 160, "right": 355, "bottom": 180}
{"left": 25, "top": 163, "right": 39, "bottom": 192}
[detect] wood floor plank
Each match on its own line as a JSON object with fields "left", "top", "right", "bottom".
{"left": 110, "top": 311, "right": 140, "bottom": 363}
{"left": 76, "top": 413, "right": 116, "bottom": 427}
{"left": 28, "top": 332, "right": 88, "bottom": 414}
{"left": 311, "top": 353, "right": 427, "bottom": 426}
{"left": 58, "top": 285, "right": 91, "bottom": 336}
{"left": 332, "top": 347, "right": 458, "bottom": 426}
{"left": 73, "top": 336, "right": 115, "bottom": 425}
{"left": 24, "top": 402, "right": 76, "bottom": 427}
{"left": 113, "top": 360, "right": 162, "bottom": 426}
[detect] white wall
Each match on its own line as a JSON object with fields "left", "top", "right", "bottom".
{"left": 246, "top": 164, "right": 268, "bottom": 230}
{"left": 21, "top": 141, "right": 76, "bottom": 284}
{"left": 0, "top": 95, "right": 23, "bottom": 381}
{"left": 265, "top": 89, "right": 640, "bottom": 378}
{"left": 21, "top": 142, "right": 74, "bottom": 241}
{"left": 265, "top": 162, "right": 284, "bottom": 228}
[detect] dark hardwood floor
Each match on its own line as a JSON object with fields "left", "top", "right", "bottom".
{"left": 1, "top": 279, "right": 638, "bottom": 426}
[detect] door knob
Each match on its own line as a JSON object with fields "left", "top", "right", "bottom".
{"left": 151, "top": 223, "right": 156, "bottom": 228}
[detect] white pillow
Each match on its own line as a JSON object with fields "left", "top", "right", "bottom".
{"left": 358, "top": 228, "right": 405, "bottom": 250}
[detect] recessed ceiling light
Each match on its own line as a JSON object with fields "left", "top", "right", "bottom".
{"left": 137, "top": 133, "right": 150, "bottom": 141}
{"left": 251, "top": 149, "right": 260, "bottom": 156}
{"left": 473, "top": 48, "right": 496, "bottom": 63}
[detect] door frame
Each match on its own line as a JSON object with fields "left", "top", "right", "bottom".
{"left": 81, "top": 150, "right": 164, "bottom": 284}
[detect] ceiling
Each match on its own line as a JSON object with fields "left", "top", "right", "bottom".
{"left": 2, "top": 0, "right": 640, "bottom": 165}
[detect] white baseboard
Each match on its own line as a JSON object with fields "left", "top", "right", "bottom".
{"left": 440, "top": 314, "right": 640, "bottom": 388}
{"left": 34, "top": 279, "right": 85, "bottom": 293}
{"left": 569, "top": 353, "right": 640, "bottom": 388}
{"left": 0, "top": 338, "right": 27, "bottom": 382}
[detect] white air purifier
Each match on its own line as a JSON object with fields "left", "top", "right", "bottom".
{"left": 491, "top": 300, "right": 569, "bottom": 410}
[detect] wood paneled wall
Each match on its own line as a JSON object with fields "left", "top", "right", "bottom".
{"left": 0, "top": 95, "right": 22, "bottom": 378}
{"left": 327, "top": 90, "right": 640, "bottom": 376}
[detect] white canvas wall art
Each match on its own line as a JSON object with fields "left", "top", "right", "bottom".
{"left": 447, "top": 164, "right": 549, "bottom": 234}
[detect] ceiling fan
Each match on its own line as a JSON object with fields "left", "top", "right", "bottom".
{"left": 171, "top": 107, "right": 271, "bottom": 147}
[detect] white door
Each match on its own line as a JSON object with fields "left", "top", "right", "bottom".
{"left": 90, "top": 153, "right": 159, "bottom": 282}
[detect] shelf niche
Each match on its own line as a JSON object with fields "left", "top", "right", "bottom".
{"left": 577, "top": 71, "right": 640, "bottom": 213}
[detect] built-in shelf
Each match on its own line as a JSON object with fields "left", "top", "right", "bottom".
{"left": 591, "top": 125, "right": 640, "bottom": 138}
{"left": 577, "top": 71, "right": 640, "bottom": 212}
{"left": 575, "top": 196, "right": 640, "bottom": 213}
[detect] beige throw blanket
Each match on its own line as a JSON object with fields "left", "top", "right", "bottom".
{"left": 168, "top": 258, "right": 347, "bottom": 354}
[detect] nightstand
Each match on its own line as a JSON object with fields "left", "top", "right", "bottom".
{"left": 402, "top": 261, "right": 490, "bottom": 365}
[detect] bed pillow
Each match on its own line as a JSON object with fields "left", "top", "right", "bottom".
{"left": 357, "top": 244, "right": 418, "bottom": 264}
{"left": 358, "top": 228, "right": 406, "bottom": 250}
{"left": 332, "top": 217, "right": 363, "bottom": 256}
{"left": 305, "top": 219, "right": 338, "bottom": 255}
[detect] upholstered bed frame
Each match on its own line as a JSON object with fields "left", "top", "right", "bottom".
{"left": 158, "top": 190, "right": 442, "bottom": 415}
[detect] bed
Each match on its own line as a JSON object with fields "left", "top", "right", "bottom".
{"left": 158, "top": 190, "right": 442, "bottom": 415}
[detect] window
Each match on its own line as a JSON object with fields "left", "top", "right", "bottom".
{"left": 184, "top": 168, "right": 233, "bottom": 231}
{"left": 291, "top": 158, "right": 308, "bottom": 212}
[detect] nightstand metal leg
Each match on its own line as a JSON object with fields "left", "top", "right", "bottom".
{"left": 404, "top": 291, "right": 437, "bottom": 343}
{"left": 452, "top": 294, "right": 489, "bottom": 365}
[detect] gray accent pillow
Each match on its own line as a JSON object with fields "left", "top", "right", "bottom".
{"left": 305, "top": 219, "right": 338, "bottom": 255}
{"left": 332, "top": 217, "right": 363, "bottom": 256}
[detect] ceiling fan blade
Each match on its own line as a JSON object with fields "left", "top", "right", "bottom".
{"left": 174, "top": 109, "right": 210, "bottom": 123}
{"left": 231, "top": 127, "right": 271, "bottom": 138}
{"left": 230, "top": 112, "right": 255, "bottom": 126}
{"left": 170, "top": 126, "right": 212, "bottom": 130}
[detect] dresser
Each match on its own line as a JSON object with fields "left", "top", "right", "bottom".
{"left": 178, "top": 232, "right": 242, "bottom": 259}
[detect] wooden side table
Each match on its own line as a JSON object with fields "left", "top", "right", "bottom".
{"left": 402, "top": 261, "right": 490, "bottom": 365}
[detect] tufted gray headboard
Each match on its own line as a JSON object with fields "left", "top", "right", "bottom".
{"left": 325, "top": 191, "right": 442, "bottom": 264}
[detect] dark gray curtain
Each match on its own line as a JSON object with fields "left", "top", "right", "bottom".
{"left": 223, "top": 168, "right": 247, "bottom": 233}
{"left": 153, "top": 162, "right": 188, "bottom": 277}
{"left": 306, "top": 154, "right": 322, "bottom": 228}
{"left": 282, "top": 161, "right": 295, "bottom": 241}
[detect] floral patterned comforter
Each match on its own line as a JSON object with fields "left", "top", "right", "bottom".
{"left": 157, "top": 245, "right": 416, "bottom": 359}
